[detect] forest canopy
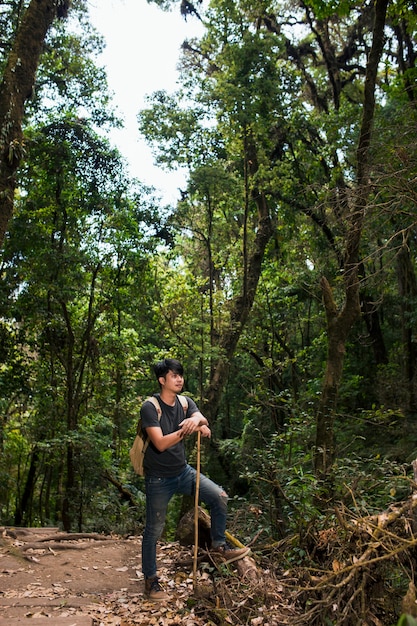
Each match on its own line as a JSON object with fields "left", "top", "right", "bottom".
{"left": 0, "top": 0, "right": 417, "bottom": 623}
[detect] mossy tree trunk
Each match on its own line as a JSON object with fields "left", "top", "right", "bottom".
{"left": 0, "top": 0, "right": 70, "bottom": 246}
{"left": 314, "top": 0, "right": 390, "bottom": 485}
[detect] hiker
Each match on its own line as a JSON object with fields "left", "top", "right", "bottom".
{"left": 140, "top": 357, "right": 250, "bottom": 600}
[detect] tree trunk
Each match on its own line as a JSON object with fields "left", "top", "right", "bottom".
{"left": 62, "top": 441, "right": 74, "bottom": 532}
{"left": 360, "top": 292, "right": 388, "bottom": 366}
{"left": 0, "top": 0, "right": 69, "bottom": 246}
{"left": 314, "top": 0, "right": 389, "bottom": 483}
{"left": 14, "top": 447, "right": 39, "bottom": 526}
{"left": 202, "top": 129, "right": 274, "bottom": 420}
{"left": 396, "top": 236, "right": 417, "bottom": 415}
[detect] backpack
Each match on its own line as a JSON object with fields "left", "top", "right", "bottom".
{"left": 129, "top": 395, "right": 188, "bottom": 476}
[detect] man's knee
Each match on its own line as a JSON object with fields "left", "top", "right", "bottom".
{"left": 144, "top": 515, "right": 165, "bottom": 540}
{"left": 219, "top": 489, "right": 228, "bottom": 510}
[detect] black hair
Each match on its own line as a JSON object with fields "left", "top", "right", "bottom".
{"left": 153, "top": 358, "right": 184, "bottom": 381}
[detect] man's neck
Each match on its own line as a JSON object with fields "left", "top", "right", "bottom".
{"left": 159, "top": 389, "right": 177, "bottom": 406}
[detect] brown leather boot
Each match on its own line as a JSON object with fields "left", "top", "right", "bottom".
{"left": 211, "top": 542, "right": 251, "bottom": 564}
{"left": 144, "top": 576, "right": 170, "bottom": 601}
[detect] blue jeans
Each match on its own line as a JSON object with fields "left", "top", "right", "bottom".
{"left": 142, "top": 464, "right": 228, "bottom": 579}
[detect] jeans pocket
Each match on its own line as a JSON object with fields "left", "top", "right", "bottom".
{"left": 146, "top": 476, "right": 166, "bottom": 485}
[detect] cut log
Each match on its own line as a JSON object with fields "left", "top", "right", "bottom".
{"left": 21, "top": 540, "right": 111, "bottom": 551}
{"left": 235, "top": 555, "right": 261, "bottom": 581}
{"left": 176, "top": 506, "right": 212, "bottom": 548}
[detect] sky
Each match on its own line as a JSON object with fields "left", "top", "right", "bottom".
{"left": 87, "top": 0, "right": 205, "bottom": 203}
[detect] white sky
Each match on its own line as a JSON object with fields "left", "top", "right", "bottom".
{"left": 87, "top": 0, "right": 205, "bottom": 203}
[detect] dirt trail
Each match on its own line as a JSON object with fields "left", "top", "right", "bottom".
{"left": 0, "top": 527, "right": 198, "bottom": 625}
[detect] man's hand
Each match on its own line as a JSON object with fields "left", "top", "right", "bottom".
{"left": 179, "top": 413, "right": 209, "bottom": 436}
{"left": 199, "top": 424, "right": 211, "bottom": 438}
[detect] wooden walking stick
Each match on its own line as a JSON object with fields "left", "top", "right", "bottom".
{"left": 193, "top": 429, "right": 201, "bottom": 589}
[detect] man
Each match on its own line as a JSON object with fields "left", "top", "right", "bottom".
{"left": 140, "top": 358, "right": 250, "bottom": 600}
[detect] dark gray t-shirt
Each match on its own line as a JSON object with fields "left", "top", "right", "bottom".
{"left": 140, "top": 393, "right": 198, "bottom": 477}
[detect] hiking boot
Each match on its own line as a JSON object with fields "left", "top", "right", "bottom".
{"left": 144, "top": 576, "right": 170, "bottom": 601}
{"left": 211, "top": 542, "right": 251, "bottom": 564}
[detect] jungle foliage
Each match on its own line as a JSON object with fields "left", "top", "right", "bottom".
{"left": 0, "top": 0, "right": 417, "bottom": 623}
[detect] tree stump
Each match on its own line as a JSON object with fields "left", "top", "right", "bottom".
{"left": 176, "top": 506, "right": 261, "bottom": 581}
{"left": 176, "top": 506, "right": 212, "bottom": 548}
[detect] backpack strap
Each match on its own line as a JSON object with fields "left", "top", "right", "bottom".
{"left": 146, "top": 395, "right": 162, "bottom": 419}
{"left": 178, "top": 394, "right": 188, "bottom": 413}
{"left": 136, "top": 396, "right": 161, "bottom": 436}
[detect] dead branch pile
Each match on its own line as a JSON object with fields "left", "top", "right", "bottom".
{"left": 292, "top": 492, "right": 417, "bottom": 625}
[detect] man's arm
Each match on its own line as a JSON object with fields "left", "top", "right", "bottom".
{"left": 146, "top": 418, "right": 211, "bottom": 450}
{"left": 145, "top": 426, "right": 186, "bottom": 452}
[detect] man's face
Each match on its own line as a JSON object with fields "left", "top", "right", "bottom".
{"left": 160, "top": 370, "right": 184, "bottom": 393}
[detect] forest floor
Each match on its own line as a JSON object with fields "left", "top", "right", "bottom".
{"left": 0, "top": 527, "right": 299, "bottom": 625}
